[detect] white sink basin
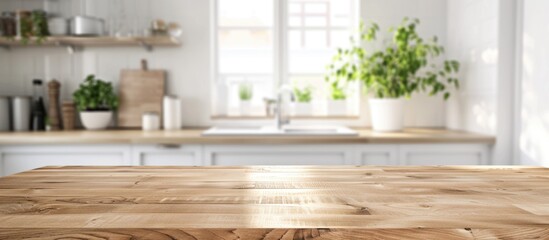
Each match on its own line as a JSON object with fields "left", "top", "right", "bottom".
{"left": 202, "top": 125, "right": 358, "bottom": 136}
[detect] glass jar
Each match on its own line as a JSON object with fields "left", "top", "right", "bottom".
{"left": 17, "top": 10, "right": 32, "bottom": 38}
{"left": 1, "top": 12, "right": 16, "bottom": 37}
{"left": 31, "top": 10, "right": 49, "bottom": 37}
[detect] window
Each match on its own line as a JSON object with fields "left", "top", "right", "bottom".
{"left": 213, "top": 0, "right": 359, "bottom": 117}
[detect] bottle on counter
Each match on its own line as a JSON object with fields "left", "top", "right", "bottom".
{"left": 31, "top": 79, "right": 47, "bottom": 131}
{"left": 47, "top": 80, "right": 61, "bottom": 131}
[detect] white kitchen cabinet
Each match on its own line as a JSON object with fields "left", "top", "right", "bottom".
{"left": 0, "top": 145, "right": 131, "bottom": 176}
{"left": 0, "top": 143, "right": 492, "bottom": 176}
{"left": 131, "top": 144, "right": 203, "bottom": 166}
{"left": 203, "top": 145, "right": 355, "bottom": 166}
{"left": 399, "top": 144, "right": 490, "bottom": 165}
{"left": 355, "top": 145, "right": 399, "bottom": 165}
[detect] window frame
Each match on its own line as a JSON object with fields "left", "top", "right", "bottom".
{"left": 211, "top": 0, "right": 361, "bottom": 119}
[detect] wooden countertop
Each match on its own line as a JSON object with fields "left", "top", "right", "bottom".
{"left": 0, "top": 166, "right": 547, "bottom": 239}
{"left": 0, "top": 128, "right": 495, "bottom": 145}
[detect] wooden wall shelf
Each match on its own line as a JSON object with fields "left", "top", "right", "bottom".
{"left": 0, "top": 36, "right": 181, "bottom": 52}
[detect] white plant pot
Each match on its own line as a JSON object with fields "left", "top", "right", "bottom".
{"left": 369, "top": 98, "right": 404, "bottom": 132}
{"left": 327, "top": 100, "right": 347, "bottom": 116}
{"left": 80, "top": 111, "right": 113, "bottom": 130}
{"left": 240, "top": 101, "right": 252, "bottom": 116}
{"left": 294, "top": 102, "right": 312, "bottom": 116}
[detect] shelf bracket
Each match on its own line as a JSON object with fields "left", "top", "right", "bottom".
{"left": 139, "top": 40, "right": 153, "bottom": 52}
{"left": 54, "top": 41, "right": 78, "bottom": 54}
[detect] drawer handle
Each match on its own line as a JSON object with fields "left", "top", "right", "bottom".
{"left": 157, "top": 144, "right": 182, "bottom": 149}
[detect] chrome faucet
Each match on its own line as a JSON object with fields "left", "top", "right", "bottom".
{"left": 276, "top": 85, "right": 294, "bottom": 130}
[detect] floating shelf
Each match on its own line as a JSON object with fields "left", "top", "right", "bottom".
{"left": 0, "top": 36, "right": 181, "bottom": 52}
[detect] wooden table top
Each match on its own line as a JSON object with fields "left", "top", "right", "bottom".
{"left": 0, "top": 128, "right": 495, "bottom": 145}
{"left": 1, "top": 166, "right": 547, "bottom": 239}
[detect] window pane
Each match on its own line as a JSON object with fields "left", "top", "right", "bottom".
{"left": 304, "top": 3, "right": 328, "bottom": 14}
{"left": 289, "top": 17, "right": 302, "bottom": 27}
{"left": 289, "top": 3, "right": 302, "bottom": 14}
{"left": 288, "top": 0, "right": 356, "bottom": 28}
{"left": 287, "top": 0, "right": 356, "bottom": 75}
{"left": 218, "top": 30, "right": 273, "bottom": 74}
{"left": 218, "top": 0, "right": 273, "bottom": 27}
{"left": 289, "top": 30, "right": 333, "bottom": 74}
{"left": 305, "top": 17, "right": 327, "bottom": 27}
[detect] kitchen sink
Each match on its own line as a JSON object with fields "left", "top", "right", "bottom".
{"left": 202, "top": 125, "right": 358, "bottom": 136}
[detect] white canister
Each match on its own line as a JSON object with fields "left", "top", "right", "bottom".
{"left": 12, "top": 96, "right": 31, "bottom": 132}
{"left": 142, "top": 112, "right": 160, "bottom": 131}
{"left": 0, "top": 97, "right": 10, "bottom": 131}
{"left": 163, "top": 95, "right": 182, "bottom": 130}
{"left": 369, "top": 98, "right": 404, "bottom": 132}
{"left": 48, "top": 17, "right": 69, "bottom": 36}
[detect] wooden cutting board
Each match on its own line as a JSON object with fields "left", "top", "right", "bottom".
{"left": 117, "top": 60, "right": 165, "bottom": 128}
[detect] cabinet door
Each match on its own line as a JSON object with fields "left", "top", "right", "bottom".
{"left": 355, "top": 145, "right": 399, "bottom": 165}
{"left": 204, "top": 145, "right": 354, "bottom": 166}
{"left": 399, "top": 144, "right": 490, "bottom": 165}
{"left": 132, "top": 144, "right": 202, "bottom": 166}
{"left": 0, "top": 145, "right": 131, "bottom": 176}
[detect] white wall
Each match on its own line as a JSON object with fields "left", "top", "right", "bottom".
{"left": 446, "top": 0, "right": 499, "bottom": 135}
{"left": 519, "top": 0, "right": 549, "bottom": 166}
{"left": 445, "top": 0, "right": 518, "bottom": 165}
{"left": 0, "top": 0, "right": 448, "bottom": 127}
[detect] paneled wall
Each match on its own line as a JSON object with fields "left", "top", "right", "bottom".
{"left": 519, "top": 0, "right": 549, "bottom": 166}
{"left": 446, "top": 0, "right": 499, "bottom": 135}
{"left": 0, "top": 0, "right": 448, "bottom": 127}
{"left": 445, "top": 0, "right": 518, "bottom": 165}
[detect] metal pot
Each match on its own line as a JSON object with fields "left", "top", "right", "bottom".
{"left": 69, "top": 16, "right": 104, "bottom": 36}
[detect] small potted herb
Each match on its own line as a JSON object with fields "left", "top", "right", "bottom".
{"left": 294, "top": 86, "right": 312, "bottom": 116}
{"left": 327, "top": 82, "right": 347, "bottom": 116}
{"left": 238, "top": 83, "right": 253, "bottom": 116}
{"left": 73, "top": 75, "right": 119, "bottom": 130}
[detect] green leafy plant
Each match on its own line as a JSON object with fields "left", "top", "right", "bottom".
{"left": 30, "top": 10, "right": 49, "bottom": 44}
{"left": 17, "top": 10, "right": 49, "bottom": 45}
{"left": 326, "top": 18, "right": 460, "bottom": 100}
{"left": 294, "top": 86, "right": 312, "bottom": 103}
{"left": 239, "top": 83, "right": 253, "bottom": 101}
{"left": 329, "top": 82, "right": 347, "bottom": 100}
{"left": 73, "top": 75, "right": 119, "bottom": 111}
{"left": 18, "top": 12, "right": 33, "bottom": 45}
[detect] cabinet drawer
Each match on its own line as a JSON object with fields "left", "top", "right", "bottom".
{"left": 204, "top": 145, "right": 353, "bottom": 166}
{"left": 132, "top": 145, "right": 202, "bottom": 166}
{"left": 356, "top": 145, "right": 399, "bottom": 165}
{"left": 0, "top": 145, "right": 130, "bottom": 176}
{"left": 399, "top": 144, "right": 489, "bottom": 165}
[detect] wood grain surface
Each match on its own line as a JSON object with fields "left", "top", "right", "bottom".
{"left": 0, "top": 166, "right": 547, "bottom": 239}
{"left": 0, "top": 128, "right": 496, "bottom": 145}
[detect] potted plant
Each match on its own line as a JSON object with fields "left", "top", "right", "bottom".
{"left": 294, "top": 86, "right": 313, "bottom": 116}
{"left": 238, "top": 83, "right": 253, "bottom": 116}
{"left": 73, "top": 75, "right": 119, "bottom": 130}
{"left": 327, "top": 82, "right": 347, "bottom": 116}
{"left": 327, "top": 18, "right": 460, "bottom": 132}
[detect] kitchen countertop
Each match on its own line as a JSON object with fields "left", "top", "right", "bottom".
{"left": 0, "top": 128, "right": 495, "bottom": 145}
{"left": 0, "top": 166, "right": 547, "bottom": 239}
